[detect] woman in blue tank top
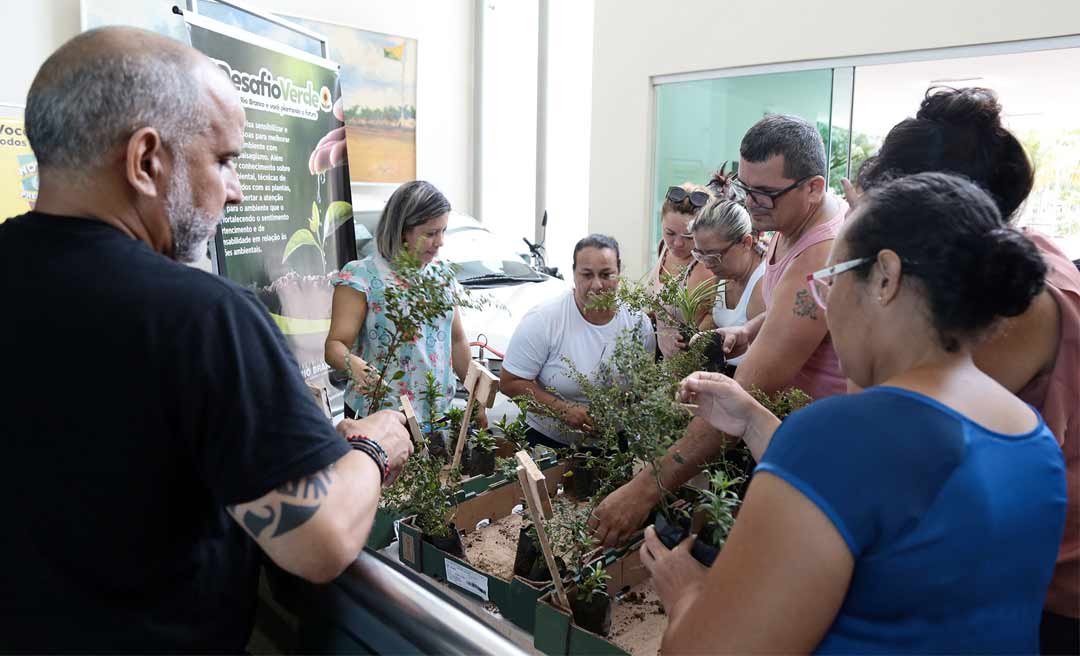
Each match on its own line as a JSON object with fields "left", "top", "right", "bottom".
{"left": 643, "top": 172, "right": 1067, "bottom": 654}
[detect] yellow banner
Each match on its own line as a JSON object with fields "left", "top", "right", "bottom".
{"left": 0, "top": 117, "right": 37, "bottom": 223}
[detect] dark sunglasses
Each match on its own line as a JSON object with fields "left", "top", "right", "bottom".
{"left": 666, "top": 186, "right": 710, "bottom": 208}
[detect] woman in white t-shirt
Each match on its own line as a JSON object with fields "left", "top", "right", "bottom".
{"left": 500, "top": 235, "right": 656, "bottom": 447}
{"left": 690, "top": 198, "right": 767, "bottom": 367}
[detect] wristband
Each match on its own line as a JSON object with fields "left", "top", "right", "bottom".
{"left": 346, "top": 433, "right": 390, "bottom": 484}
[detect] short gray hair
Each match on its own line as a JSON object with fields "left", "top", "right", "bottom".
{"left": 739, "top": 114, "right": 827, "bottom": 180}
{"left": 25, "top": 28, "right": 207, "bottom": 175}
{"left": 376, "top": 180, "right": 451, "bottom": 260}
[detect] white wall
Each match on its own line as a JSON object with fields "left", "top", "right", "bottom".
{"left": 590, "top": 0, "right": 1080, "bottom": 277}
{"left": 0, "top": 0, "right": 81, "bottom": 107}
{"left": 0, "top": 0, "right": 476, "bottom": 215}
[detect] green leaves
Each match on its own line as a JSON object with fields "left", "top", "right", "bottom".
{"left": 281, "top": 228, "right": 322, "bottom": 264}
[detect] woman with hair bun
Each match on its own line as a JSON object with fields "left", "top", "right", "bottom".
{"left": 644, "top": 173, "right": 1066, "bottom": 654}
{"left": 851, "top": 87, "right": 1080, "bottom": 654}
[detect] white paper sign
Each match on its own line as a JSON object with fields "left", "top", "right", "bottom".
{"left": 444, "top": 559, "right": 489, "bottom": 601}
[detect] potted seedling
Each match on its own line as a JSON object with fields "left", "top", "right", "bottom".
{"left": 564, "top": 450, "right": 605, "bottom": 500}
{"left": 689, "top": 466, "right": 743, "bottom": 566}
{"left": 570, "top": 562, "right": 613, "bottom": 637}
{"left": 465, "top": 427, "right": 498, "bottom": 477}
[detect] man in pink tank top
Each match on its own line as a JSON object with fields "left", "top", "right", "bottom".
{"left": 721, "top": 114, "right": 847, "bottom": 401}
{"left": 589, "top": 114, "right": 848, "bottom": 547}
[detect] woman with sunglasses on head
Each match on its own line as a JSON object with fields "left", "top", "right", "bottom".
{"left": 644, "top": 173, "right": 1066, "bottom": 654}
{"left": 847, "top": 87, "right": 1080, "bottom": 654}
{"left": 645, "top": 182, "right": 719, "bottom": 358}
{"left": 687, "top": 194, "right": 768, "bottom": 369}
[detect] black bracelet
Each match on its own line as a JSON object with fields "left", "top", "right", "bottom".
{"left": 346, "top": 434, "right": 389, "bottom": 484}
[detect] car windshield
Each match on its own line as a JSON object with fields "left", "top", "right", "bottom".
{"left": 357, "top": 224, "right": 543, "bottom": 284}
{"left": 440, "top": 226, "right": 542, "bottom": 283}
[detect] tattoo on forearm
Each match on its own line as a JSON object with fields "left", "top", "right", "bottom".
{"left": 237, "top": 466, "right": 336, "bottom": 540}
{"left": 793, "top": 289, "right": 819, "bottom": 320}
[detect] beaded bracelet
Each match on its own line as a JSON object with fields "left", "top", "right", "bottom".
{"left": 346, "top": 433, "right": 390, "bottom": 484}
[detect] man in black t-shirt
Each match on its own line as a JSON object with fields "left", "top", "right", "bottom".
{"left": 0, "top": 27, "right": 413, "bottom": 652}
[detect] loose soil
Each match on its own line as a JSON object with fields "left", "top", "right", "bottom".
{"left": 461, "top": 511, "right": 526, "bottom": 580}
{"left": 609, "top": 579, "right": 666, "bottom": 656}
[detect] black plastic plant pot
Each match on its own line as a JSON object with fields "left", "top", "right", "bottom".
{"left": 571, "top": 590, "right": 612, "bottom": 637}
{"left": 701, "top": 332, "right": 728, "bottom": 373}
{"left": 513, "top": 524, "right": 540, "bottom": 578}
{"left": 426, "top": 523, "right": 465, "bottom": 559}
{"left": 427, "top": 432, "right": 448, "bottom": 460}
{"left": 690, "top": 524, "right": 720, "bottom": 567}
{"left": 527, "top": 555, "right": 567, "bottom": 582}
{"left": 654, "top": 512, "right": 691, "bottom": 550}
{"left": 568, "top": 454, "right": 599, "bottom": 500}
{"left": 467, "top": 446, "right": 496, "bottom": 477}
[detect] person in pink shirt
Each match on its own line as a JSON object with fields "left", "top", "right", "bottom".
{"left": 852, "top": 86, "right": 1080, "bottom": 656}
{"left": 591, "top": 114, "right": 848, "bottom": 546}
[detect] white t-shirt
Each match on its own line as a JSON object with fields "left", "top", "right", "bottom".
{"left": 502, "top": 290, "right": 656, "bottom": 445}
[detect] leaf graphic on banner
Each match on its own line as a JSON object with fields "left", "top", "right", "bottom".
{"left": 282, "top": 228, "right": 322, "bottom": 263}
{"left": 322, "top": 201, "right": 353, "bottom": 245}
{"left": 309, "top": 201, "right": 321, "bottom": 237}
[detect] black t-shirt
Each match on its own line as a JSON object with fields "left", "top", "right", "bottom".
{"left": 0, "top": 212, "right": 350, "bottom": 652}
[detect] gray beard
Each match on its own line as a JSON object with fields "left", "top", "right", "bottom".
{"left": 166, "top": 160, "right": 222, "bottom": 264}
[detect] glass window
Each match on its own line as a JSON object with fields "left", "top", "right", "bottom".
{"left": 652, "top": 68, "right": 842, "bottom": 253}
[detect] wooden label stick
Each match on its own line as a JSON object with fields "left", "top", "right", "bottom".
{"left": 516, "top": 450, "right": 570, "bottom": 610}
{"left": 400, "top": 395, "right": 423, "bottom": 444}
{"left": 449, "top": 361, "right": 501, "bottom": 472}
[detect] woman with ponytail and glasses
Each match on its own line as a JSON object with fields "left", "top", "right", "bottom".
{"left": 646, "top": 182, "right": 719, "bottom": 358}
{"left": 847, "top": 87, "right": 1080, "bottom": 654}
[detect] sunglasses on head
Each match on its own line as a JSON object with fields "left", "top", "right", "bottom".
{"left": 666, "top": 186, "right": 710, "bottom": 208}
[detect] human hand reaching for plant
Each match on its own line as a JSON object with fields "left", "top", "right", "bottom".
{"left": 559, "top": 402, "right": 594, "bottom": 433}
{"left": 337, "top": 410, "right": 414, "bottom": 485}
{"left": 677, "top": 372, "right": 778, "bottom": 446}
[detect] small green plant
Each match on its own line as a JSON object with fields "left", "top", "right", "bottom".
{"left": 471, "top": 427, "right": 497, "bottom": 453}
{"left": 282, "top": 200, "right": 354, "bottom": 273}
{"left": 750, "top": 386, "right": 813, "bottom": 418}
{"left": 576, "top": 562, "right": 611, "bottom": 602}
{"left": 696, "top": 466, "right": 743, "bottom": 549}
{"left": 589, "top": 267, "right": 722, "bottom": 343}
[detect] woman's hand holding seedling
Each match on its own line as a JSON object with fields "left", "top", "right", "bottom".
{"left": 559, "top": 401, "right": 595, "bottom": 433}
{"left": 640, "top": 525, "right": 704, "bottom": 614}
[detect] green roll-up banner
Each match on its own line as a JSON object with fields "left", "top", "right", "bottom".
{"left": 188, "top": 16, "right": 356, "bottom": 389}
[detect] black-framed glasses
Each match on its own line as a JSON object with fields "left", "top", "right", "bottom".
{"left": 666, "top": 186, "right": 710, "bottom": 208}
{"left": 731, "top": 175, "right": 814, "bottom": 209}
{"left": 691, "top": 241, "right": 739, "bottom": 266}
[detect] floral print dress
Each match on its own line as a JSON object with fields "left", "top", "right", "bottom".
{"left": 330, "top": 253, "right": 459, "bottom": 422}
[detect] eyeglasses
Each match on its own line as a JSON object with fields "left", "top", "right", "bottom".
{"left": 691, "top": 241, "right": 740, "bottom": 266}
{"left": 731, "top": 175, "right": 814, "bottom": 209}
{"left": 806, "top": 257, "right": 872, "bottom": 310}
{"left": 666, "top": 186, "right": 710, "bottom": 208}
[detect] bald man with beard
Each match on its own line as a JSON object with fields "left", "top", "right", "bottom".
{"left": 0, "top": 27, "right": 413, "bottom": 652}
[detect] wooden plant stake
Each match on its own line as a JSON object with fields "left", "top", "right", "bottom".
{"left": 515, "top": 450, "right": 571, "bottom": 611}
{"left": 449, "top": 360, "right": 499, "bottom": 472}
{"left": 400, "top": 395, "right": 423, "bottom": 444}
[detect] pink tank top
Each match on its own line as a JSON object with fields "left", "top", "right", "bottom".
{"left": 761, "top": 199, "right": 848, "bottom": 400}
{"left": 1018, "top": 229, "right": 1080, "bottom": 619}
